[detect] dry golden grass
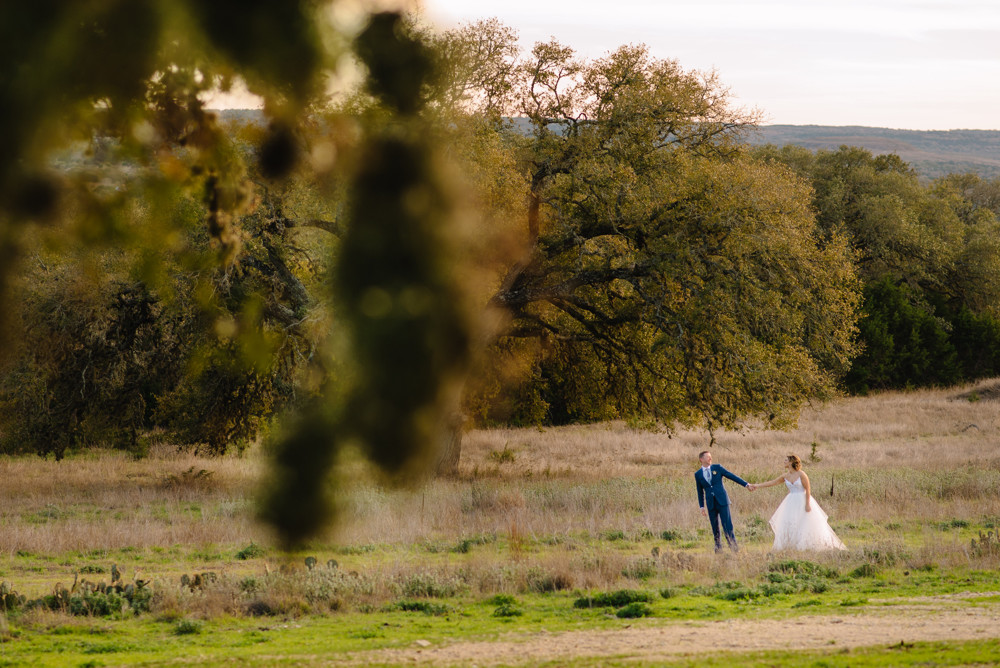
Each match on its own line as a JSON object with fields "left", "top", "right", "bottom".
{"left": 328, "top": 378, "right": 1000, "bottom": 548}
{"left": 0, "top": 446, "right": 264, "bottom": 555}
{"left": 1, "top": 378, "right": 998, "bottom": 578}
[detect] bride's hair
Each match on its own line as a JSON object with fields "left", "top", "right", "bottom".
{"left": 786, "top": 454, "right": 802, "bottom": 470}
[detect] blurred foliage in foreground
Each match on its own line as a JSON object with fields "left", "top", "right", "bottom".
{"left": 2, "top": 6, "right": 1000, "bottom": 545}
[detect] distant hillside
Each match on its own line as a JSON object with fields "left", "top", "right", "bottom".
{"left": 212, "top": 112, "right": 1000, "bottom": 181}
{"left": 746, "top": 125, "right": 1000, "bottom": 180}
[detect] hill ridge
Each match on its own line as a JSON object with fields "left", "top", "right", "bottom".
{"left": 747, "top": 125, "right": 1000, "bottom": 179}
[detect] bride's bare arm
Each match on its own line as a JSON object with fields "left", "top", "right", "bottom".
{"left": 801, "top": 472, "right": 812, "bottom": 511}
{"left": 755, "top": 475, "right": 786, "bottom": 489}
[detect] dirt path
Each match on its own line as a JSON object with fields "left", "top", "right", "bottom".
{"left": 336, "top": 594, "right": 1000, "bottom": 666}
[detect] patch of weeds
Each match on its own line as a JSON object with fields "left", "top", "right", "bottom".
{"left": 862, "top": 544, "right": 905, "bottom": 566}
{"left": 336, "top": 544, "right": 376, "bottom": 555}
{"left": 622, "top": 557, "right": 657, "bottom": 580}
{"left": 452, "top": 533, "right": 495, "bottom": 554}
{"left": 488, "top": 445, "right": 516, "bottom": 464}
{"left": 524, "top": 568, "right": 573, "bottom": 593}
{"left": 792, "top": 599, "right": 823, "bottom": 608}
{"left": 239, "top": 576, "right": 261, "bottom": 594}
{"left": 23, "top": 505, "right": 64, "bottom": 524}
{"left": 190, "top": 548, "right": 224, "bottom": 562}
{"left": 850, "top": 563, "right": 879, "bottom": 578}
{"left": 660, "top": 529, "right": 682, "bottom": 541}
{"left": 235, "top": 542, "right": 266, "bottom": 560}
{"left": 839, "top": 597, "right": 867, "bottom": 606}
{"left": 715, "top": 586, "right": 764, "bottom": 601}
{"left": 245, "top": 600, "right": 277, "bottom": 617}
{"left": 81, "top": 642, "right": 134, "bottom": 655}
{"left": 389, "top": 600, "right": 450, "bottom": 616}
{"left": 703, "top": 563, "right": 837, "bottom": 600}
{"left": 485, "top": 594, "right": 518, "bottom": 606}
{"left": 601, "top": 529, "right": 627, "bottom": 541}
{"left": 740, "top": 515, "right": 769, "bottom": 541}
{"left": 493, "top": 603, "right": 523, "bottom": 617}
{"left": 937, "top": 518, "right": 971, "bottom": 530}
{"left": 452, "top": 539, "right": 474, "bottom": 554}
{"left": 761, "top": 560, "right": 837, "bottom": 596}
{"left": 809, "top": 441, "right": 822, "bottom": 462}
{"left": 616, "top": 602, "right": 653, "bottom": 618}
{"left": 78, "top": 564, "right": 106, "bottom": 574}
{"left": 173, "top": 619, "right": 202, "bottom": 635}
{"left": 420, "top": 540, "right": 449, "bottom": 554}
{"left": 689, "top": 581, "right": 744, "bottom": 597}
{"left": 659, "top": 587, "right": 678, "bottom": 599}
{"left": 574, "top": 589, "right": 653, "bottom": 609}
{"left": 348, "top": 627, "right": 384, "bottom": 639}
{"left": 399, "top": 572, "right": 466, "bottom": 598}
{"left": 759, "top": 582, "right": 797, "bottom": 597}
{"left": 767, "top": 559, "right": 838, "bottom": 579}
{"left": 803, "top": 579, "right": 828, "bottom": 594}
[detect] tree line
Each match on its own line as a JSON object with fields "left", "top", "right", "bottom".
{"left": 2, "top": 8, "right": 999, "bottom": 544}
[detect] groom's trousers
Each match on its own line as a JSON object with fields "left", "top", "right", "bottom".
{"left": 707, "top": 504, "right": 738, "bottom": 552}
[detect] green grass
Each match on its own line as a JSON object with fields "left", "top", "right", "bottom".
{"left": 2, "top": 469, "right": 1000, "bottom": 665}
{"left": 0, "top": 600, "right": 996, "bottom": 667}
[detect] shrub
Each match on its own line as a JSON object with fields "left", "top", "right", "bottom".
{"left": 862, "top": 545, "right": 905, "bottom": 566}
{"left": 68, "top": 592, "right": 126, "bottom": 617}
{"left": 173, "top": 619, "right": 202, "bottom": 635}
{"left": 739, "top": 515, "right": 769, "bottom": 541}
{"left": 622, "top": 557, "right": 657, "bottom": 580}
{"left": 485, "top": 594, "right": 517, "bottom": 606}
{"left": 245, "top": 600, "right": 277, "bottom": 617}
{"left": 390, "top": 600, "right": 449, "bottom": 616}
{"left": 759, "top": 582, "right": 796, "bottom": 597}
{"left": 792, "top": 599, "right": 822, "bottom": 608}
{"left": 715, "top": 587, "right": 762, "bottom": 601}
{"left": 767, "top": 559, "right": 837, "bottom": 579}
{"left": 398, "top": 572, "right": 466, "bottom": 598}
{"left": 690, "top": 581, "right": 744, "bottom": 597}
{"left": 616, "top": 602, "right": 653, "bottom": 618}
{"left": 492, "top": 604, "right": 523, "bottom": 617}
{"left": 850, "top": 563, "right": 879, "bottom": 578}
{"left": 574, "top": 590, "right": 653, "bottom": 609}
{"left": 235, "top": 543, "right": 266, "bottom": 560}
{"left": 524, "top": 569, "right": 573, "bottom": 593}
{"left": 488, "top": 445, "right": 516, "bottom": 464}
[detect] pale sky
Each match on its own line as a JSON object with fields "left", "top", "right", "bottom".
{"left": 421, "top": 0, "right": 1000, "bottom": 130}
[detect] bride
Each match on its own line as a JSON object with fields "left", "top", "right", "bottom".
{"left": 751, "top": 454, "right": 846, "bottom": 551}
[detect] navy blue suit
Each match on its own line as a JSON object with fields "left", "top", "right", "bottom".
{"left": 696, "top": 464, "right": 749, "bottom": 552}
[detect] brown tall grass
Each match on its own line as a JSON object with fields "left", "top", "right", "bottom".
{"left": 2, "top": 378, "right": 999, "bottom": 602}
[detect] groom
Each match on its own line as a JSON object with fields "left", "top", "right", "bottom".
{"left": 695, "top": 450, "right": 751, "bottom": 553}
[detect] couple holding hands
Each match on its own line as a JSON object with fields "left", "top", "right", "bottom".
{"left": 696, "top": 450, "right": 846, "bottom": 553}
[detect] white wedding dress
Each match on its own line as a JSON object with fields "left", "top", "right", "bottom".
{"left": 768, "top": 478, "right": 846, "bottom": 551}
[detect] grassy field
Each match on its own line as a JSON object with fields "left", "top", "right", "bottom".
{"left": 1, "top": 379, "right": 1000, "bottom": 666}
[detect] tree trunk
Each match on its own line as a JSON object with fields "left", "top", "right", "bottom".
{"left": 434, "top": 411, "right": 466, "bottom": 476}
